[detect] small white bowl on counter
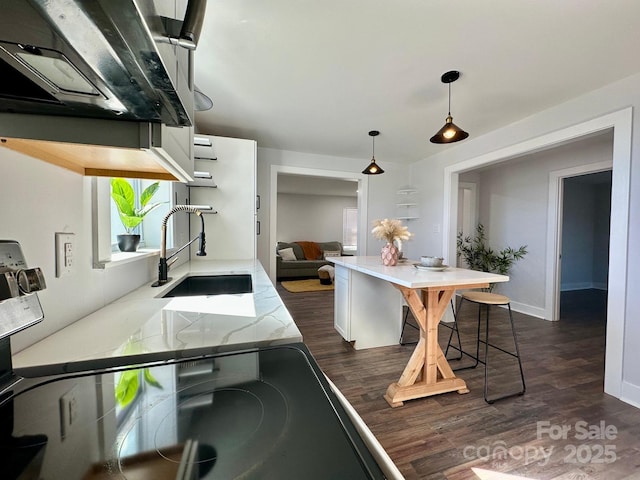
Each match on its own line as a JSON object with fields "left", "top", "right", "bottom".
{"left": 420, "top": 256, "right": 444, "bottom": 267}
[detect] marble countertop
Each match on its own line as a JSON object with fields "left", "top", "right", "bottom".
{"left": 328, "top": 256, "right": 509, "bottom": 288}
{"left": 13, "top": 260, "right": 302, "bottom": 375}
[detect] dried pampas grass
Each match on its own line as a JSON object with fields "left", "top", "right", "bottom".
{"left": 371, "top": 218, "right": 413, "bottom": 244}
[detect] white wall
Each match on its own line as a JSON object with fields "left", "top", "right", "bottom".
{"left": 561, "top": 181, "right": 597, "bottom": 290}
{"left": 409, "top": 71, "right": 640, "bottom": 407}
{"left": 276, "top": 193, "right": 356, "bottom": 243}
{"left": 593, "top": 182, "right": 612, "bottom": 287}
{"left": 457, "top": 133, "right": 612, "bottom": 312}
{"left": 189, "top": 136, "right": 257, "bottom": 260}
{"left": 0, "top": 149, "right": 158, "bottom": 353}
{"left": 256, "top": 147, "right": 409, "bottom": 277}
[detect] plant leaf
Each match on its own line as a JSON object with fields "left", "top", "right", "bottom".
{"left": 111, "top": 178, "right": 135, "bottom": 210}
{"left": 137, "top": 201, "right": 166, "bottom": 218}
{"left": 144, "top": 368, "right": 163, "bottom": 389}
{"left": 140, "top": 182, "right": 160, "bottom": 208}
{"left": 115, "top": 370, "right": 140, "bottom": 407}
{"left": 111, "top": 192, "right": 135, "bottom": 217}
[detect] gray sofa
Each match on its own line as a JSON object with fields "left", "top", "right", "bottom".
{"left": 276, "top": 241, "right": 344, "bottom": 279}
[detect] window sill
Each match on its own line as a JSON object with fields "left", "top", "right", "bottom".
{"left": 94, "top": 249, "right": 159, "bottom": 269}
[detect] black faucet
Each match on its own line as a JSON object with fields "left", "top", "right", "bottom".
{"left": 152, "top": 205, "right": 214, "bottom": 287}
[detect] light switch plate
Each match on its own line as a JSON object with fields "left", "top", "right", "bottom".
{"left": 55, "top": 232, "right": 75, "bottom": 278}
{"left": 59, "top": 384, "right": 79, "bottom": 440}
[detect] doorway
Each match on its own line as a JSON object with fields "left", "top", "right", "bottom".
{"left": 443, "top": 107, "right": 632, "bottom": 399}
{"left": 268, "top": 165, "right": 369, "bottom": 284}
{"left": 276, "top": 173, "right": 359, "bottom": 251}
{"left": 559, "top": 171, "right": 612, "bottom": 321}
{"left": 548, "top": 161, "right": 613, "bottom": 321}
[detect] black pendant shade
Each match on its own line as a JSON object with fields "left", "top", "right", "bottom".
{"left": 430, "top": 70, "right": 469, "bottom": 144}
{"left": 362, "top": 130, "right": 384, "bottom": 175}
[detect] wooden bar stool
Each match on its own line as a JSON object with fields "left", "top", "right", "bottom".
{"left": 446, "top": 291, "right": 526, "bottom": 403}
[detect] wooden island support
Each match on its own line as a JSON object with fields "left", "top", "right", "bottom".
{"left": 328, "top": 256, "right": 508, "bottom": 407}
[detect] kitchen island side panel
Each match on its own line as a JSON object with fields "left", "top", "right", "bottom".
{"left": 334, "top": 264, "right": 404, "bottom": 350}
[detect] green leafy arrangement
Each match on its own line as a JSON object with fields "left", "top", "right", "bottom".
{"left": 115, "top": 368, "right": 163, "bottom": 407}
{"left": 115, "top": 339, "right": 163, "bottom": 408}
{"left": 457, "top": 223, "right": 527, "bottom": 290}
{"left": 110, "top": 178, "right": 166, "bottom": 233}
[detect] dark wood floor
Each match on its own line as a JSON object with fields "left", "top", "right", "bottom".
{"left": 276, "top": 285, "right": 640, "bottom": 480}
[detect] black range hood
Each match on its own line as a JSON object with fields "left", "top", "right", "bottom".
{"left": 0, "top": 0, "right": 207, "bottom": 182}
{"left": 0, "top": 0, "right": 205, "bottom": 126}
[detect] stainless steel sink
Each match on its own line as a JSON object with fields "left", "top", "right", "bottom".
{"left": 161, "top": 274, "right": 253, "bottom": 298}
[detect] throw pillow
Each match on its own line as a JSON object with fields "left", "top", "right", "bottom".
{"left": 278, "top": 247, "right": 297, "bottom": 261}
{"left": 323, "top": 250, "right": 341, "bottom": 259}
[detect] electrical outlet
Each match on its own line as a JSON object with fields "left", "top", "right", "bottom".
{"left": 59, "top": 385, "right": 79, "bottom": 440}
{"left": 55, "top": 233, "right": 75, "bottom": 277}
{"left": 64, "top": 242, "right": 73, "bottom": 267}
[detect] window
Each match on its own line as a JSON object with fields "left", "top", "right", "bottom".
{"left": 92, "top": 176, "right": 175, "bottom": 267}
{"left": 109, "top": 178, "right": 172, "bottom": 251}
{"left": 343, "top": 208, "right": 358, "bottom": 252}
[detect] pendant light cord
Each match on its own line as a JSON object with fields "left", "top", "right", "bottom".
{"left": 448, "top": 82, "right": 452, "bottom": 116}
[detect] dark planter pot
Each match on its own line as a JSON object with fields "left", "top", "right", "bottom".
{"left": 117, "top": 234, "right": 141, "bottom": 252}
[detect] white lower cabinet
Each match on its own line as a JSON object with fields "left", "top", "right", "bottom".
{"left": 334, "top": 266, "right": 351, "bottom": 340}
{"left": 333, "top": 264, "right": 404, "bottom": 350}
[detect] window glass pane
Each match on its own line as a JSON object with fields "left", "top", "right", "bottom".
{"left": 343, "top": 208, "right": 358, "bottom": 250}
{"left": 110, "top": 178, "right": 171, "bottom": 251}
{"left": 140, "top": 180, "right": 171, "bottom": 249}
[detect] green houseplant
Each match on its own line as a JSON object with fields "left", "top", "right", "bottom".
{"left": 457, "top": 223, "right": 527, "bottom": 291}
{"left": 115, "top": 338, "right": 163, "bottom": 408}
{"left": 111, "top": 178, "right": 165, "bottom": 252}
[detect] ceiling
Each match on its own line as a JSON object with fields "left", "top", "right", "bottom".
{"left": 193, "top": 1, "right": 640, "bottom": 165}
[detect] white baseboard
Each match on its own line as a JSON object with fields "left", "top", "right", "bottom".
{"left": 621, "top": 381, "right": 640, "bottom": 409}
{"left": 508, "top": 300, "right": 547, "bottom": 320}
{"left": 561, "top": 282, "right": 608, "bottom": 292}
{"left": 561, "top": 282, "right": 592, "bottom": 291}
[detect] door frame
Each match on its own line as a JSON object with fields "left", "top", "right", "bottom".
{"left": 269, "top": 165, "right": 369, "bottom": 284}
{"left": 442, "top": 107, "right": 632, "bottom": 399}
{"left": 457, "top": 181, "right": 478, "bottom": 254}
{"left": 546, "top": 161, "right": 613, "bottom": 321}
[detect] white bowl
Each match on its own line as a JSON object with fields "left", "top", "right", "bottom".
{"left": 420, "top": 256, "right": 444, "bottom": 267}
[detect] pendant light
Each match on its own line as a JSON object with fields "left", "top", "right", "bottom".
{"left": 194, "top": 84, "right": 213, "bottom": 111}
{"left": 362, "top": 130, "right": 385, "bottom": 175}
{"left": 430, "top": 70, "right": 469, "bottom": 144}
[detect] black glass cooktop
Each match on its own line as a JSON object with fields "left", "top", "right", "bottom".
{"left": 1, "top": 344, "right": 384, "bottom": 479}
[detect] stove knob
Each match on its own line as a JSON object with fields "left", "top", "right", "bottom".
{"left": 0, "top": 271, "right": 20, "bottom": 300}
{"left": 17, "top": 268, "right": 47, "bottom": 294}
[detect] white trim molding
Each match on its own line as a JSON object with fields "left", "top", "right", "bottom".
{"left": 443, "top": 106, "right": 632, "bottom": 401}
{"left": 546, "top": 160, "right": 613, "bottom": 321}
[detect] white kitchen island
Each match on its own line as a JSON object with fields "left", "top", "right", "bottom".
{"left": 328, "top": 256, "right": 508, "bottom": 407}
